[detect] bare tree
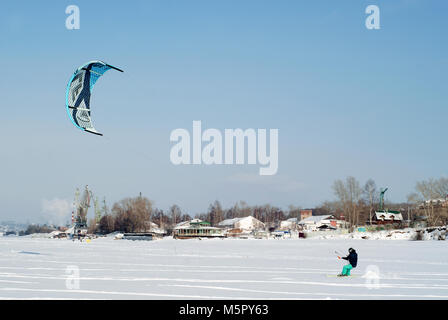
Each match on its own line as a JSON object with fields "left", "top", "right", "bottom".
{"left": 98, "top": 214, "right": 115, "bottom": 234}
{"left": 434, "top": 177, "right": 448, "bottom": 197}
{"left": 87, "top": 218, "right": 97, "bottom": 234}
{"left": 287, "top": 205, "right": 301, "bottom": 219}
{"left": 410, "top": 177, "right": 448, "bottom": 225}
{"left": 315, "top": 201, "right": 341, "bottom": 217}
{"left": 333, "top": 177, "right": 362, "bottom": 230}
{"left": 169, "top": 204, "right": 182, "bottom": 227}
{"left": 112, "top": 196, "right": 153, "bottom": 232}
{"left": 363, "top": 179, "right": 377, "bottom": 225}
{"left": 406, "top": 193, "right": 420, "bottom": 223}
{"left": 333, "top": 179, "right": 350, "bottom": 227}
{"left": 207, "top": 200, "right": 224, "bottom": 226}
{"left": 347, "top": 176, "right": 362, "bottom": 227}
{"left": 152, "top": 208, "right": 168, "bottom": 229}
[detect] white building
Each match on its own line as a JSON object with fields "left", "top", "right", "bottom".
{"left": 423, "top": 198, "right": 448, "bottom": 207}
{"left": 147, "top": 221, "right": 166, "bottom": 235}
{"left": 280, "top": 217, "right": 299, "bottom": 230}
{"left": 298, "top": 215, "right": 338, "bottom": 231}
{"left": 173, "top": 219, "right": 223, "bottom": 239}
{"left": 218, "top": 216, "right": 265, "bottom": 232}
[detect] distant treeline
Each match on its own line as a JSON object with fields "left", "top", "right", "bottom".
{"left": 329, "top": 176, "right": 448, "bottom": 230}
{"left": 94, "top": 176, "right": 448, "bottom": 234}
{"left": 19, "top": 224, "right": 56, "bottom": 236}
{"left": 25, "top": 176, "right": 448, "bottom": 235}
{"left": 94, "top": 197, "right": 302, "bottom": 234}
{"left": 99, "top": 177, "right": 448, "bottom": 232}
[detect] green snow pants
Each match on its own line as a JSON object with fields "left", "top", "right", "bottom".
{"left": 342, "top": 264, "right": 353, "bottom": 276}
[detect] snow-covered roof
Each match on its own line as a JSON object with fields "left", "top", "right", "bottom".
{"left": 286, "top": 218, "right": 298, "bottom": 222}
{"left": 218, "top": 217, "right": 245, "bottom": 226}
{"left": 299, "top": 215, "right": 334, "bottom": 224}
{"left": 150, "top": 227, "right": 166, "bottom": 234}
{"left": 217, "top": 216, "right": 264, "bottom": 227}
{"left": 174, "top": 219, "right": 214, "bottom": 230}
{"left": 175, "top": 220, "right": 191, "bottom": 228}
{"left": 375, "top": 211, "right": 403, "bottom": 221}
{"left": 425, "top": 198, "right": 447, "bottom": 204}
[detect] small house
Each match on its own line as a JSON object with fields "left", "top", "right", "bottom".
{"left": 373, "top": 211, "right": 403, "bottom": 225}
{"left": 298, "top": 215, "right": 338, "bottom": 231}
{"left": 280, "top": 218, "right": 299, "bottom": 230}
{"left": 218, "top": 216, "right": 265, "bottom": 232}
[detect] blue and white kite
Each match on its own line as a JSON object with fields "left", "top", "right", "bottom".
{"left": 66, "top": 61, "right": 123, "bottom": 136}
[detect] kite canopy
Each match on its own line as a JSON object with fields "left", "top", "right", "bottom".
{"left": 65, "top": 60, "right": 123, "bottom": 136}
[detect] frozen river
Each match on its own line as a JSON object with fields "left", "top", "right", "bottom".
{"left": 0, "top": 236, "right": 447, "bottom": 299}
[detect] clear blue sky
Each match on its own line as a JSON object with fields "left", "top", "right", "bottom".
{"left": 1, "top": 1, "right": 447, "bottom": 224}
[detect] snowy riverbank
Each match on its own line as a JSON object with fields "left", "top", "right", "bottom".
{"left": 310, "top": 227, "right": 447, "bottom": 241}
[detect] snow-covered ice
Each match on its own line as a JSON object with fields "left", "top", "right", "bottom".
{"left": 0, "top": 236, "right": 448, "bottom": 299}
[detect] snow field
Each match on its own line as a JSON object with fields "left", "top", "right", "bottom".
{"left": 0, "top": 237, "right": 447, "bottom": 299}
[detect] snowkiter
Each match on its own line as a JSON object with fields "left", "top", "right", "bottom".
{"left": 338, "top": 248, "right": 357, "bottom": 276}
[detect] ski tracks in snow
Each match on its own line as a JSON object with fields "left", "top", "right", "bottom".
{"left": 1, "top": 237, "right": 448, "bottom": 299}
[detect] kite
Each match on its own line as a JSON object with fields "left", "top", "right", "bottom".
{"left": 65, "top": 60, "right": 123, "bottom": 136}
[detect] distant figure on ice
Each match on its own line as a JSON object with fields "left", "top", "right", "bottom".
{"left": 338, "top": 248, "right": 357, "bottom": 277}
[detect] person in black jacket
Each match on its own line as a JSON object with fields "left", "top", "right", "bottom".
{"left": 338, "top": 248, "right": 357, "bottom": 276}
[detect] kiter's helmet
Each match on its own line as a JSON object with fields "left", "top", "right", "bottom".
{"left": 348, "top": 248, "right": 355, "bottom": 253}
